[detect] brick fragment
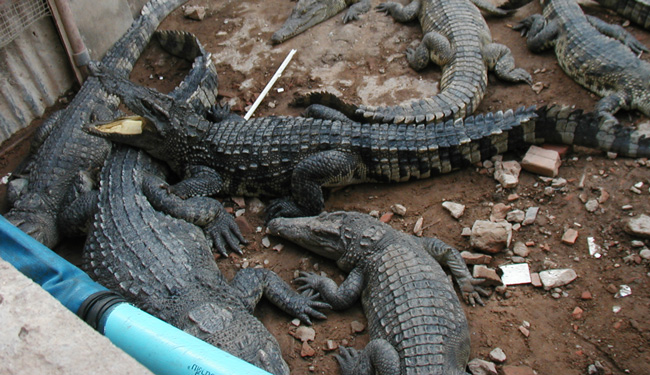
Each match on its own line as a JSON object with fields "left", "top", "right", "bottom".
{"left": 521, "top": 145, "right": 561, "bottom": 177}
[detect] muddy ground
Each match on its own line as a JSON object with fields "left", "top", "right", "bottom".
{"left": 1, "top": 0, "right": 650, "bottom": 374}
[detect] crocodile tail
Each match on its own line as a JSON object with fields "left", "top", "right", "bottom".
{"left": 102, "top": 0, "right": 189, "bottom": 76}
{"left": 534, "top": 106, "right": 650, "bottom": 158}
{"left": 155, "top": 30, "right": 206, "bottom": 61}
{"left": 356, "top": 81, "right": 484, "bottom": 124}
{"left": 165, "top": 30, "right": 219, "bottom": 112}
{"left": 291, "top": 91, "right": 363, "bottom": 120}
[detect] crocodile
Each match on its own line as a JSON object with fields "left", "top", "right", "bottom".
{"left": 84, "top": 68, "right": 650, "bottom": 220}
{"left": 271, "top": 0, "right": 371, "bottom": 44}
{"left": 82, "top": 145, "right": 329, "bottom": 375}
{"left": 513, "top": 0, "right": 650, "bottom": 120}
{"left": 593, "top": 0, "right": 650, "bottom": 29}
{"left": 268, "top": 211, "right": 485, "bottom": 374}
{"left": 502, "top": 0, "right": 650, "bottom": 30}
{"left": 3, "top": 0, "right": 193, "bottom": 248}
{"left": 296, "top": 0, "right": 532, "bottom": 124}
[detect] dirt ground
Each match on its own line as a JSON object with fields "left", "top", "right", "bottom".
{"left": 1, "top": 0, "right": 650, "bottom": 374}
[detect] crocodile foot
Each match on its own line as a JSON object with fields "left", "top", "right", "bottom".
{"left": 266, "top": 197, "right": 311, "bottom": 221}
{"left": 335, "top": 346, "right": 362, "bottom": 375}
{"left": 204, "top": 212, "right": 247, "bottom": 257}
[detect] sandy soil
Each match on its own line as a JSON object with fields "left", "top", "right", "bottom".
{"left": 1, "top": 0, "right": 650, "bottom": 374}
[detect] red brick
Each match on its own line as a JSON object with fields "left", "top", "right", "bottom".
{"left": 561, "top": 228, "right": 579, "bottom": 245}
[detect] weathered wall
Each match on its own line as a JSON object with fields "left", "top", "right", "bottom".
{"left": 0, "top": 0, "right": 148, "bottom": 145}
{"left": 0, "top": 16, "right": 73, "bottom": 143}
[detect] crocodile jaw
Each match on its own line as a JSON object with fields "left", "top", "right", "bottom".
{"left": 267, "top": 214, "right": 344, "bottom": 260}
{"left": 91, "top": 116, "right": 146, "bottom": 135}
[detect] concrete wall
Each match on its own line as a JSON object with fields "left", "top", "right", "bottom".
{"left": 0, "top": 257, "right": 153, "bottom": 375}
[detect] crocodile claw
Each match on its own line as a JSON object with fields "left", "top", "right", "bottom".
{"left": 334, "top": 346, "right": 360, "bottom": 373}
{"left": 624, "top": 35, "right": 649, "bottom": 55}
{"left": 204, "top": 213, "right": 247, "bottom": 257}
{"left": 512, "top": 16, "right": 535, "bottom": 37}
{"left": 295, "top": 271, "right": 326, "bottom": 293}
{"left": 460, "top": 277, "right": 490, "bottom": 307}
{"left": 291, "top": 288, "right": 331, "bottom": 325}
{"left": 375, "top": 3, "right": 395, "bottom": 14}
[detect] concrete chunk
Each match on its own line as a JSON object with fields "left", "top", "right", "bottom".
{"left": 625, "top": 214, "right": 650, "bottom": 238}
{"left": 539, "top": 268, "right": 578, "bottom": 290}
{"left": 470, "top": 220, "right": 512, "bottom": 253}
{"left": 521, "top": 145, "right": 561, "bottom": 177}
{"left": 0, "top": 259, "right": 152, "bottom": 375}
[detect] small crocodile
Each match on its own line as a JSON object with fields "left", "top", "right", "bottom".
{"left": 513, "top": 0, "right": 650, "bottom": 119}
{"left": 3, "top": 0, "right": 192, "bottom": 248}
{"left": 271, "top": 0, "right": 371, "bottom": 44}
{"left": 268, "top": 211, "right": 485, "bottom": 374}
{"left": 85, "top": 68, "right": 650, "bottom": 220}
{"left": 82, "top": 145, "right": 328, "bottom": 375}
{"left": 298, "top": 0, "right": 531, "bottom": 124}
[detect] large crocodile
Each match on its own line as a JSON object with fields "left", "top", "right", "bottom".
{"left": 82, "top": 145, "right": 329, "bottom": 375}
{"left": 84, "top": 68, "right": 650, "bottom": 220}
{"left": 3, "top": 0, "right": 191, "bottom": 248}
{"left": 268, "top": 211, "right": 484, "bottom": 374}
{"left": 271, "top": 0, "right": 371, "bottom": 44}
{"left": 513, "top": 0, "right": 650, "bottom": 119}
{"left": 296, "top": 0, "right": 532, "bottom": 124}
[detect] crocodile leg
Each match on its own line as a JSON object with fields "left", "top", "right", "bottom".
{"left": 514, "top": 14, "right": 559, "bottom": 52}
{"left": 229, "top": 268, "right": 330, "bottom": 325}
{"left": 303, "top": 104, "right": 356, "bottom": 122}
{"left": 267, "top": 150, "right": 362, "bottom": 219}
{"left": 407, "top": 31, "right": 453, "bottom": 71}
{"left": 418, "top": 237, "right": 488, "bottom": 306}
{"left": 594, "top": 92, "right": 630, "bottom": 117}
{"left": 142, "top": 173, "right": 245, "bottom": 256}
{"left": 335, "top": 342, "right": 400, "bottom": 375}
{"left": 483, "top": 43, "right": 533, "bottom": 83}
{"left": 169, "top": 164, "right": 224, "bottom": 198}
{"left": 376, "top": 0, "right": 421, "bottom": 23}
{"left": 295, "top": 268, "right": 364, "bottom": 310}
{"left": 586, "top": 15, "right": 649, "bottom": 54}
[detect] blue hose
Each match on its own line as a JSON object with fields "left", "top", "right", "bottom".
{"left": 0, "top": 215, "right": 272, "bottom": 375}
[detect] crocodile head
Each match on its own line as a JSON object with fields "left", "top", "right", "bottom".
{"left": 85, "top": 65, "right": 197, "bottom": 169}
{"left": 268, "top": 211, "right": 386, "bottom": 271}
{"left": 268, "top": 212, "right": 347, "bottom": 259}
{"left": 271, "top": 0, "right": 346, "bottom": 44}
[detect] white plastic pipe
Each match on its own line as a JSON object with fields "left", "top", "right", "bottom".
{"left": 244, "top": 49, "right": 297, "bottom": 120}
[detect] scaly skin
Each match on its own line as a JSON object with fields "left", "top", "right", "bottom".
{"left": 271, "top": 0, "right": 371, "bottom": 44}
{"left": 82, "top": 146, "right": 328, "bottom": 375}
{"left": 4, "top": 0, "right": 190, "bottom": 248}
{"left": 594, "top": 0, "right": 650, "bottom": 30}
{"left": 85, "top": 69, "right": 650, "bottom": 220}
{"left": 268, "top": 211, "right": 484, "bottom": 375}
{"left": 514, "top": 0, "right": 650, "bottom": 119}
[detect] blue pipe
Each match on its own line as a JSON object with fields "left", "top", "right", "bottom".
{"left": 0, "top": 215, "right": 272, "bottom": 375}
